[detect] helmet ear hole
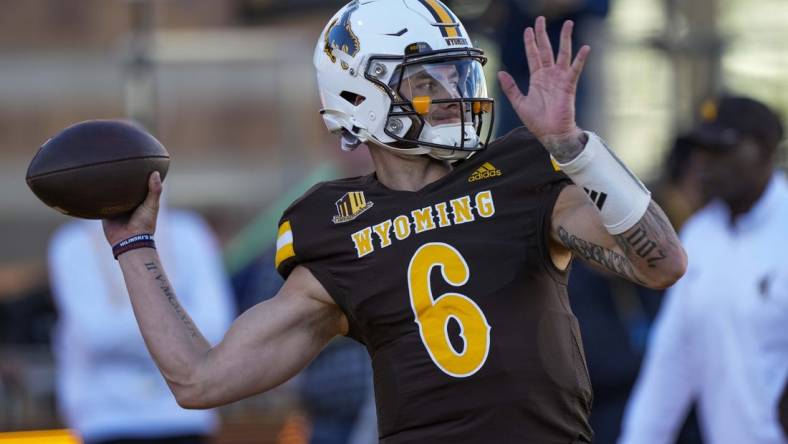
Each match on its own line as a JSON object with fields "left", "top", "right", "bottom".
{"left": 340, "top": 91, "right": 367, "bottom": 106}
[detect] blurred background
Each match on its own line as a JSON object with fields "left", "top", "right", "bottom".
{"left": 0, "top": 0, "right": 786, "bottom": 443}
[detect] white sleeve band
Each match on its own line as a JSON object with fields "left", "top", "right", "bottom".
{"left": 552, "top": 131, "right": 651, "bottom": 235}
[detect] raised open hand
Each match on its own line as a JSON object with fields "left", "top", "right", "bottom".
{"left": 497, "top": 17, "right": 590, "bottom": 160}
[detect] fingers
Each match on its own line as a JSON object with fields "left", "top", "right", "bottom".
{"left": 571, "top": 45, "right": 591, "bottom": 83}
{"left": 535, "top": 16, "right": 554, "bottom": 68}
{"left": 497, "top": 71, "right": 524, "bottom": 106}
{"left": 523, "top": 17, "right": 590, "bottom": 86}
{"left": 523, "top": 27, "right": 541, "bottom": 74}
{"left": 556, "top": 20, "right": 573, "bottom": 68}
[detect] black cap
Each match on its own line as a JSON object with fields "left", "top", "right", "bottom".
{"left": 688, "top": 96, "right": 784, "bottom": 152}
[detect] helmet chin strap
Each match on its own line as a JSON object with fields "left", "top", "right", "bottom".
{"left": 351, "top": 126, "right": 431, "bottom": 157}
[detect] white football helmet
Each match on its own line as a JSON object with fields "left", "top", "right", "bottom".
{"left": 314, "top": 0, "right": 494, "bottom": 160}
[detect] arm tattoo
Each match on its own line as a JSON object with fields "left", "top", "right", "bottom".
{"left": 613, "top": 202, "right": 671, "bottom": 268}
{"left": 557, "top": 226, "right": 643, "bottom": 283}
{"left": 144, "top": 261, "right": 198, "bottom": 338}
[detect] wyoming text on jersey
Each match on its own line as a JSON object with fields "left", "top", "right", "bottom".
{"left": 351, "top": 190, "right": 495, "bottom": 258}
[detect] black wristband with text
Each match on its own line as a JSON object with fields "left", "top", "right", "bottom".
{"left": 112, "top": 233, "right": 155, "bottom": 260}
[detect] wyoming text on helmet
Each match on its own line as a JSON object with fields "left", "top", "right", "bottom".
{"left": 314, "top": 0, "right": 494, "bottom": 161}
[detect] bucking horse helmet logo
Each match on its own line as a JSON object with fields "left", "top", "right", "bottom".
{"left": 323, "top": 0, "right": 361, "bottom": 70}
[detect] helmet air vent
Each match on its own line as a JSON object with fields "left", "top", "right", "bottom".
{"left": 340, "top": 91, "right": 367, "bottom": 106}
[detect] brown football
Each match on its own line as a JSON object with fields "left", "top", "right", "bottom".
{"left": 26, "top": 119, "right": 170, "bottom": 219}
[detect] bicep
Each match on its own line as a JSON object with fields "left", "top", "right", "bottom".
{"left": 193, "top": 265, "right": 347, "bottom": 407}
{"left": 550, "top": 185, "right": 640, "bottom": 281}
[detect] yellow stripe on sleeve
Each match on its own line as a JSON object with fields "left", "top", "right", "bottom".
{"left": 275, "top": 220, "right": 296, "bottom": 269}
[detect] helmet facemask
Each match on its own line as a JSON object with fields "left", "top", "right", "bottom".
{"left": 365, "top": 48, "right": 494, "bottom": 160}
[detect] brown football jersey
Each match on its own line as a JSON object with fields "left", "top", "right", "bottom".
{"left": 276, "top": 128, "right": 593, "bottom": 443}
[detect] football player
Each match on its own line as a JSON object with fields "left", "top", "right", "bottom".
{"left": 103, "top": 1, "right": 687, "bottom": 442}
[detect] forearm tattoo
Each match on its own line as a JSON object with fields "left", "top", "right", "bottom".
{"left": 557, "top": 226, "right": 642, "bottom": 283}
{"left": 144, "top": 261, "right": 198, "bottom": 338}
{"left": 559, "top": 200, "right": 680, "bottom": 286}
{"left": 613, "top": 202, "right": 671, "bottom": 268}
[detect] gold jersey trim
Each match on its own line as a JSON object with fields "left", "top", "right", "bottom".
{"left": 275, "top": 220, "right": 296, "bottom": 269}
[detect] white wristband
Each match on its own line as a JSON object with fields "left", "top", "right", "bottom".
{"left": 552, "top": 132, "right": 651, "bottom": 235}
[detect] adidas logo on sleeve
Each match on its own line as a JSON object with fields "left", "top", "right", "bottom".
{"left": 468, "top": 162, "right": 502, "bottom": 182}
{"left": 583, "top": 187, "right": 608, "bottom": 210}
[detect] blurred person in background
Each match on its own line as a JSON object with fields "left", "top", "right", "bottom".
{"left": 48, "top": 203, "right": 235, "bottom": 444}
{"left": 619, "top": 96, "right": 788, "bottom": 444}
{"left": 650, "top": 135, "right": 708, "bottom": 232}
{"left": 297, "top": 336, "right": 375, "bottom": 444}
{"left": 781, "top": 383, "right": 788, "bottom": 437}
{"left": 97, "top": 1, "right": 687, "bottom": 442}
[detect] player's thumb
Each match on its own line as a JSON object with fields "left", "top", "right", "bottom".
{"left": 143, "top": 171, "right": 163, "bottom": 211}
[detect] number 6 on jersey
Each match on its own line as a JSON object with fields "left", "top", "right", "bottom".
{"left": 408, "top": 242, "right": 491, "bottom": 377}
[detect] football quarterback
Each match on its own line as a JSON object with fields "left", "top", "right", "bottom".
{"left": 102, "top": 1, "right": 687, "bottom": 443}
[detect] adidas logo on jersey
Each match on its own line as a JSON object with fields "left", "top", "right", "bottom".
{"left": 468, "top": 162, "right": 502, "bottom": 182}
{"left": 333, "top": 191, "right": 374, "bottom": 224}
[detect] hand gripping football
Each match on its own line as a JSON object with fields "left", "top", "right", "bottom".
{"left": 26, "top": 119, "right": 170, "bottom": 219}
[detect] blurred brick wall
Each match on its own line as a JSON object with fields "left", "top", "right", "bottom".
{"left": 0, "top": 1, "right": 235, "bottom": 50}
{"left": 0, "top": 1, "right": 340, "bottom": 263}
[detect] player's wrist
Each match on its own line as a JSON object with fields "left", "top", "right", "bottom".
{"left": 541, "top": 128, "right": 587, "bottom": 163}
{"left": 112, "top": 233, "right": 156, "bottom": 260}
{"left": 552, "top": 131, "right": 651, "bottom": 234}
